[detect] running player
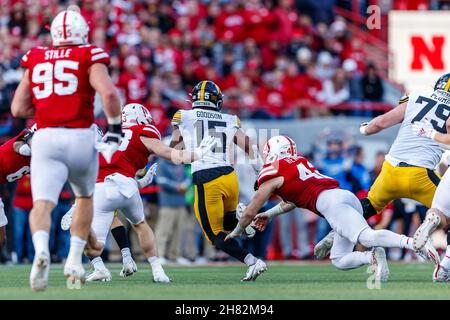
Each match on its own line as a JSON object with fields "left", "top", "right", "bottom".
{"left": 314, "top": 73, "right": 450, "bottom": 260}
{"left": 227, "top": 136, "right": 439, "bottom": 282}
{"left": 11, "top": 6, "right": 122, "bottom": 291}
{"left": 170, "top": 80, "right": 266, "bottom": 282}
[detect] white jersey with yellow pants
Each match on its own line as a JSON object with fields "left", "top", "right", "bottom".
{"left": 368, "top": 90, "right": 448, "bottom": 212}
{"left": 172, "top": 108, "right": 240, "bottom": 243}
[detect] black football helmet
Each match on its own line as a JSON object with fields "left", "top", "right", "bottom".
{"left": 191, "top": 80, "right": 223, "bottom": 111}
{"left": 434, "top": 73, "right": 450, "bottom": 92}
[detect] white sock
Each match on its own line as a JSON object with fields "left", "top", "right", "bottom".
{"left": 440, "top": 246, "right": 450, "bottom": 270}
{"left": 121, "top": 248, "right": 132, "bottom": 263}
{"left": 332, "top": 251, "right": 372, "bottom": 270}
{"left": 66, "top": 236, "right": 86, "bottom": 266}
{"left": 244, "top": 253, "right": 257, "bottom": 266}
{"left": 400, "top": 236, "right": 414, "bottom": 250}
{"left": 148, "top": 256, "right": 162, "bottom": 271}
{"left": 359, "top": 228, "right": 405, "bottom": 248}
{"left": 91, "top": 257, "right": 107, "bottom": 271}
{"left": 32, "top": 230, "right": 49, "bottom": 255}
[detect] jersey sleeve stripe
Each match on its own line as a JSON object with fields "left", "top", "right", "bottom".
{"left": 259, "top": 165, "right": 276, "bottom": 174}
{"left": 92, "top": 53, "right": 109, "bottom": 61}
{"left": 258, "top": 169, "right": 277, "bottom": 180}
{"left": 91, "top": 48, "right": 104, "bottom": 54}
{"left": 143, "top": 126, "right": 161, "bottom": 139}
{"left": 22, "top": 55, "right": 28, "bottom": 62}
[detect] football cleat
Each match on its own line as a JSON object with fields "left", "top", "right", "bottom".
{"left": 241, "top": 259, "right": 267, "bottom": 282}
{"left": 433, "top": 264, "right": 450, "bottom": 282}
{"left": 61, "top": 206, "right": 74, "bottom": 231}
{"left": 314, "top": 230, "right": 334, "bottom": 260}
{"left": 64, "top": 263, "right": 86, "bottom": 289}
{"left": 371, "top": 247, "right": 389, "bottom": 282}
{"left": 30, "top": 251, "right": 50, "bottom": 292}
{"left": 416, "top": 238, "right": 440, "bottom": 265}
{"left": 86, "top": 269, "right": 112, "bottom": 282}
{"left": 152, "top": 269, "right": 172, "bottom": 283}
{"left": 120, "top": 259, "right": 138, "bottom": 278}
{"left": 413, "top": 211, "right": 441, "bottom": 251}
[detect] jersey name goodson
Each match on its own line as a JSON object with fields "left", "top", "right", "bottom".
{"left": 196, "top": 110, "right": 222, "bottom": 120}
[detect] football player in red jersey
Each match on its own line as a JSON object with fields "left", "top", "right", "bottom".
{"left": 11, "top": 5, "right": 122, "bottom": 291}
{"left": 83, "top": 103, "right": 215, "bottom": 283}
{"left": 227, "top": 136, "right": 439, "bottom": 282}
{"left": 0, "top": 126, "right": 35, "bottom": 249}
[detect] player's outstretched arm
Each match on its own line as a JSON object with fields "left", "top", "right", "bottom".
{"left": 141, "top": 135, "right": 216, "bottom": 164}
{"left": 11, "top": 70, "right": 34, "bottom": 118}
{"left": 226, "top": 176, "right": 283, "bottom": 240}
{"left": 253, "top": 201, "right": 296, "bottom": 232}
{"left": 360, "top": 102, "right": 407, "bottom": 136}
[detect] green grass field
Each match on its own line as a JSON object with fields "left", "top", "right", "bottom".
{"left": 0, "top": 262, "right": 449, "bottom": 299}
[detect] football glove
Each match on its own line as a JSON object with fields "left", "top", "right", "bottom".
{"left": 193, "top": 135, "right": 217, "bottom": 159}
{"left": 137, "top": 163, "right": 158, "bottom": 189}
{"left": 412, "top": 119, "right": 437, "bottom": 140}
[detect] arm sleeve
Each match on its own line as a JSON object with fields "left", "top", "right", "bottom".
{"left": 140, "top": 124, "right": 161, "bottom": 140}
{"left": 257, "top": 164, "right": 280, "bottom": 187}
{"left": 88, "top": 46, "right": 111, "bottom": 67}
{"left": 20, "top": 49, "right": 32, "bottom": 69}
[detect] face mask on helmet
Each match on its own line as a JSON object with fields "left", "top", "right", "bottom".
{"left": 122, "top": 103, "right": 153, "bottom": 126}
{"left": 263, "top": 136, "right": 297, "bottom": 165}
{"left": 50, "top": 9, "right": 89, "bottom": 47}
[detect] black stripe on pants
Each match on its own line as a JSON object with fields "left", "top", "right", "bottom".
{"left": 196, "top": 183, "right": 216, "bottom": 243}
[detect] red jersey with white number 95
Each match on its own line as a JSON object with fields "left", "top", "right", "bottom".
{"left": 20, "top": 45, "right": 110, "bottom": 129}
{"left": 257, "top": 156, "right": 340, "bottom": 215}
{"left": 97, "top": 124, "right": 161, "bottom": 183}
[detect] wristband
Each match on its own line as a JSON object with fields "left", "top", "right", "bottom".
{"left": 107, "top": 116, "right": 122, "bottom": 134}
{"left": 264, "top": 203, "right": 284, "bottom": 219}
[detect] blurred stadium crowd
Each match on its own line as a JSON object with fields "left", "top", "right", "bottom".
{"left": 0, "top": 0, "right": 446, "bottom": 265}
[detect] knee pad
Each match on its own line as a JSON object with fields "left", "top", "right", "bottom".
{"left": 331, "top": 256, "right": 348, "bottom": 270}
{"left": 360, "top": 197, "right": 377, "bottom": 220}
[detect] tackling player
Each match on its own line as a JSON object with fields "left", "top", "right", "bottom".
{"left": 314, "top": 73, "right": 450, "bottom": 260}
{"left": 11, "top": 6, "right": 122, "bottom": 291}
{"left": 170, "top": 80, "right": 265, "bottom": 282}
{"left": 0, "top": 126, "right": 35, "bottom": 248}
{"left": 227, "top": 136, "right": 439, "bottom": 282}
{"left": 61, "top": 162, "right": 158, "bottom": 281}
{"left": 83, "top": 103, "right": 216, "bottom": 283}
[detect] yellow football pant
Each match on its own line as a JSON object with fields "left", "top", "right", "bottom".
{"left": 368, "top": 160, "right": 440, "bottom": 213}
{"left": 194, "top": 171, "right": 239, "bottom": 244}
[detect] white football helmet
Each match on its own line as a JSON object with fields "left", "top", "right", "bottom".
{"left": 262, "top": 135, "right": 297, "bottom": 164}
{"left": 50, "top": 9, "right": 89, "bottom": 47}
{"left": 122, "top": 103, "right": 153, "bottom": 126}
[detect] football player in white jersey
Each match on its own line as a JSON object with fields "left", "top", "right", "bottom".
{"left": 315, "top": 74, "right": 449, "bottom": 261}
{"left": 410, "top": 73, "right": 450, "bottom": 281}
{"left": 170, "top": 80, "right": 266, "bottom": 281}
